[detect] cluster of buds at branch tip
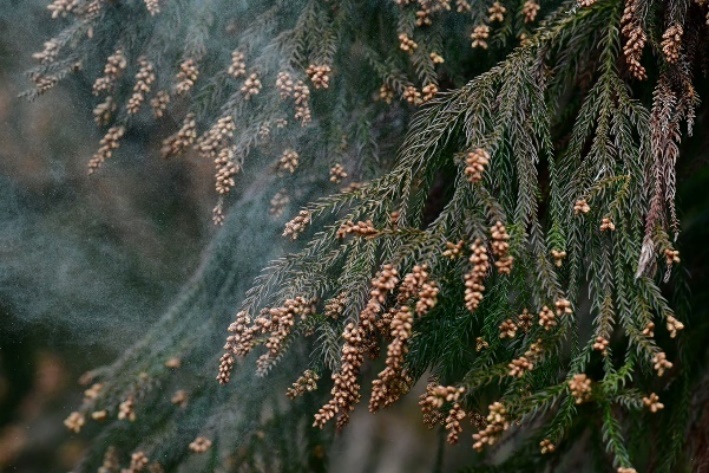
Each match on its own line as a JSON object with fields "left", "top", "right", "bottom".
{"left": 652, "top": 351, "right": 673, "bottom": 376}
{"left": 522, "top": 0, "right": 540, "bottom": 23}
{"left": 464, "top": 149, "right": 490, "bottom": 183}
{"left": 642, "top": 393, "right": 664, "bottom": 413}
{"left": 464, "top": 239, "right": 490, "bottom": 312}
{"left": 592, "top": 336, "right": 609, "bottom": 355}
{"left": 539, "top": 439, "right": 555, "bottom": 454}
{"left": 286, "top": 370, "right": 320, "bottom": 399}
{"left": 189, "top": 437, "right": 212, "bottom": 453}
{"left": 621, "top": 1, "right": 647, "bottom": 80}
{"left": 443, "top": 240, "right": 464, "bottom": 259}
{"left": 329, "top": 163, "right": 347, "bottom": 183}
{"left": 472, "top": 402, "right": 509, "bottom": 451}
{"left": 398, "top": 33, "right": 418, "bottom": 53}
{"left": 283, "top": 210, "right": 311, "bottom": 240}
{"left": 487, "top": 2, "right": 506, "bottom": 22}
{"left": 573, "top": 198, "right": 590, "bottom": 214}
{"left": 490, "top": 221, "right": 513, "bottom": 274}
{"left": 241, "top": 73, "right": 262, "bottom": 99}
{"left": 175, "top": 59, "right": 199, "bottom": 95}
{"left": 551, "top": 249, "right": 567, "bottom": 267}
{"left": 600, "top": 217, "right": 616, "bottom": 232}
{"left": 228, "top": 51, "right": 246, "bottom": 78}
{"left": 568, "top": 373, "right": 592, "bottom": 404}
{"left": 471, "top": 25, "right": 490, "bottom": 49}
{"left": 306, "top": 64, "right": 332, "bottom": 89}
{"left": 664, "top": 248, "right": 680, "bottom": 266}
{"left": 336, "top": 220, "right": 378, "bottom": 239}
{"left": 666, "top": 315, "right": 684, "bottom": 338}
{"left": 403, "top": 86, "right": 422, "bottom": 105}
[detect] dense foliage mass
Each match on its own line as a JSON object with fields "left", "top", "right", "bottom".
{"left": 24, "top": 0, "right": 709, "bottom": 471}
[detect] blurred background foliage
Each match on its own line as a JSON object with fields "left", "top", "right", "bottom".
{"left": 0, "top": 2, "right": 214, "bottom": 469}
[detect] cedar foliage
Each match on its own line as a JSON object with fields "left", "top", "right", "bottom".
{"left": 25, "top": 0, "right": 709, "bottom": 471}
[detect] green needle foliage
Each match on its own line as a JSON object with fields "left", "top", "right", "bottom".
{"left": 24, "top": 0, "right": 709, "bottom": 471}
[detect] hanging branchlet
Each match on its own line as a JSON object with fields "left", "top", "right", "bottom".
{"left": 621, "top": 0, "right": 647, "bottom": 80}
{"left": 661, "top": 25, "right": 683, "bottom": 64}
{"left": 369, "top": 306, "right": 414, "bottom": 411}
{"left": 257, "top": 297, "right": 317, "bottom": 373}
{"left": 315, "top": 265, "right": 399, "bottom": 429}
